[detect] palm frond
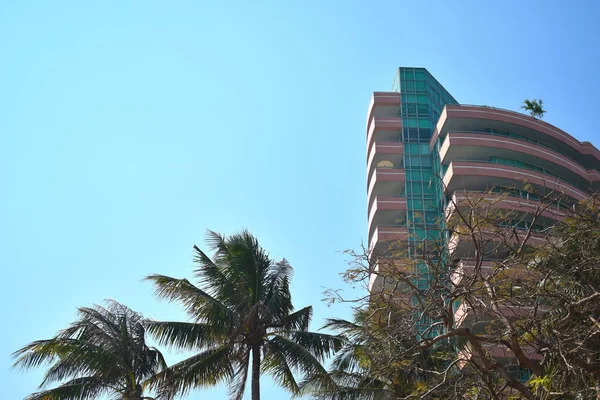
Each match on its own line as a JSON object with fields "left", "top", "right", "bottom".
{"left": 228, "top": 348, "right": 251, "bottom": 400}
{"left": 271, "top": 306, "right": 312, "bottom": 332}
{"left": 330, "top": 343, "right": 363, "bottom": 373}
{"left": 266, "top": 335, "right": 334, "bottom": 379}
{"left": 302, "top": 373, "right": 389, "bottom": 400}
{"left": 74, "top": 303, "right": 125, "bottom": 339}
{"left": 223, "top": 230, "right": 272, "bottom": 305}
{"left": 148, "top": 346, "right": 169, "bottom": 374}
{"left": 204, "top": 229, "right": 228, "bottom": 253}
{"left": 145, "top": 320, "right": 225, "bottom": 351}
{"left": 144, "top": 274, "right": 236, "bottom": 330}
{"left": 286, "top": 331, "right": 344, "bottom": 361}
{"left": 192, "top": 242, "right": 244, "bottom": 310}
{"left": 149, "top": 344, "right": 235, "bottom": 399}
{"left": 39, "top": 341, "right": 119, "bottom": 387}
{"left": 24, "top": 376, "right": 110, "bottom": 400}
{"left": 322, "top": 318, "right": 361, "bottom": 332}
{"left": 262, "top": 341, "right": 301, "bottom": 395}
{"left": 13, "top": 339, "right": 81, "bottom": 370}
{"left": 263, "top": 259, "right": 294, "bottom": 318}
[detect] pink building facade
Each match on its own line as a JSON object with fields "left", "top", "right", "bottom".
{"left": 367, "top": 68, "right": 600, "bottom": 376}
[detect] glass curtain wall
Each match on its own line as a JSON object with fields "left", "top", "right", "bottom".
{"left": 394, "top": 67, "right": 458, "bottom": 334}
{"left": 395, "top": 67, "right": 457, "bottom": 252}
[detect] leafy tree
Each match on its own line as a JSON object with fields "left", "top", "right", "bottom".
{"left": 13, "top": 300, "right": 167, "bottom": 400}
{"left": 145, "top": 230, "right": 342, "bottom": 400}
{"left": 526, "top": 194, "right": 600, "bottom": 398}
{"left": 521, "top": 99, "right": 546, "bottom": 119}
{"left": 318, "top": 189, "right": 600, "bottom": 399}
{"left": 303, "top": 307, "right": 470, "bottom": 400}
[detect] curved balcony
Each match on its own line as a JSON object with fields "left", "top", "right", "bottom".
{"left": 367, "top": 167, "right": 406, "bottom": 207}
{"left": 432, "top": 105, "right": 600, "bottom": 171}
{"left": 366, "top": 117, "right": 402, "bottom": 150}
{"left": 445, "top": 191, "right": 567, "bottom": 225}
{"left": 458, "top": 342, "right": 543, "bottom": 364}
{"left": 439, "top": 132, "right": 600, "bottom": 185}
{"left": 369, "top": 268, "right": 387, "bottom": 293}
{"left": 367, "top": 142, "right": 404, "bottom": 181}
{"left": 454, "top": 302, "right": 536, "bottom": 330}
{"left": 369, "top": 225, "right": 409, "bottom": 253}
{"left": 368, "top": 196, "right": 407, "bottom": 243}
{"left": 448, "top": 227, "right": 549, "bottom": 260}
{"left": 366, "top": 92, "right": 400, "bottom": 133}
{"left": 451, "top": 260, "right": 541, "bottom": 286}
{"left": 368, "top": 226, "right": 411, "bottom": 293}
{"left": 450, "top": 260, "right": 495, "bottom": 285}
{"left": 443, "top": 161, "right": 588, "bottom": 201}
{"left": 368, "top": 259, "right": 414, "bottom": 294}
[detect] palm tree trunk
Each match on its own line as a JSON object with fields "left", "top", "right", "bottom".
{"left": 251, "top": 344, "right": 261, "bottom": 400}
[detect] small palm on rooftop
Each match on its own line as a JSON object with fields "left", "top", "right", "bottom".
{"left": 521, "top": 99, "right": 546, "bottom": 119}
{"left": 145, "top": 229, "right": 341, "bottom": 400}
{"left": 13, "top": 300, "right": 167, "bottom": 400}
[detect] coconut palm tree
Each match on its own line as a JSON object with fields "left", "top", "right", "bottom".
{"left": 13, "top": 300, "right": 167, "bottom": 400}
{"left": 144, "top": 230, "right": 341, "bottom": 400}
{"left": 521, "top": 99, "right": 546, "bottom": 119}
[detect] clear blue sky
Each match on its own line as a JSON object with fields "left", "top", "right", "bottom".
{"left": 2, "top": 1, "right": 599, "bottom": 398}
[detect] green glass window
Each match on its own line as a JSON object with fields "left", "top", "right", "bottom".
{"left": 417, "top": 104, "right": 429, "bottom": 115}
{"left": 405, "top": 103, "right": 417, "bottom": 116}
{"left": 422, "top": 184, "right": 434, "bottom": 194}
{"left": 412, "top": 212, "right": 424, "bottom": 224}
{"left": 412, "top": 181, "right": 424, "bottom": 192}
{"left": 425, "top": 212, "right": 438, "bottom": 224}
{"left": 406, "top": 143, "right": 429, "bottom": 154}
{"left": 419, "top": 154, "right": 432, "bottom": 165}
{"left": 418, "top": 119, "right": 431, "bottom": 129}
{"left": 419, "top": 128, "right": 433, "bottom": 141}
{"left": 406, "top": 170, "right": 421, "bottom": 180}
{"left": 413, "top": 229, "right": 427, "bottom": 240}
{"left": 410, "top": 199, "right": 424, "bottom": 209}
{"left": 423, "top": 199, "right": 437, "bottom": 209}
{"left": 403, "top": 128, "right": 420, "bottom": 142}
{"left": 405, "top": 119, "right": 418, "bottom": 128}
{"left": 405, "top": 155, "right": 432, "bottom": 167}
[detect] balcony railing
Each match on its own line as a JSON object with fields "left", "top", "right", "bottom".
{"left": 452, "top": 104, "right": 524, "bottom": 115}
{"left": 450, "top": 130, "right": 587, "bottom": 168}
{"left": 446, "top": 190, "right": 570, "bottom": 216}
{"left": 452, "top": 158, "right": 578, "bottom": 187}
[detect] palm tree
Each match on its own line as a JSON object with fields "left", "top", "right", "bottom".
{"left": 521, "top": 99, "right": 546, "bottom": 119}
{"left": 145, "top": 230, "right": 341, "bottom": 400}
{"left": 13, "top": 300, "right": 167, "bottom": 400}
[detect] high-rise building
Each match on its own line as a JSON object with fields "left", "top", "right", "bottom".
{"left": 366, "top": 67, "right": 600, "bottom": 369}
{"left": 368, "top": 67, "right": 600, "bottom": 286}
